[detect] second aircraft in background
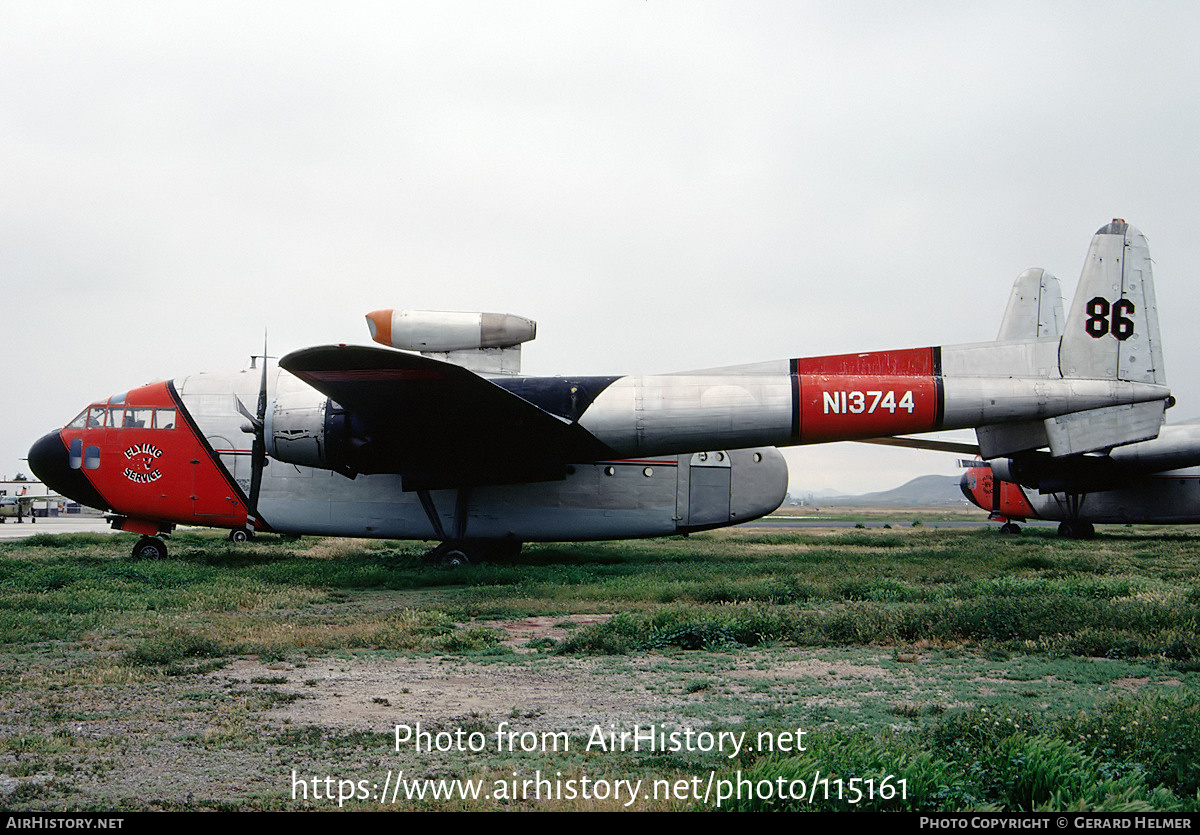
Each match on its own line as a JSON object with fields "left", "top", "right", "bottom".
{"left": 878, "top": 222, "right": 1200, "bottom": 537}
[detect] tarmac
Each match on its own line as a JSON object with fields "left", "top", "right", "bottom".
{"left": 747, "top": 514, "right": 1056, "bottom": 529}
{"left": 0, "top": 516, "right": 114, "bottom": 539}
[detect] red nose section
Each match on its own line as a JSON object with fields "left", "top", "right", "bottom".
{"left": 959, "top": 465, "right": 1035, "bottom": 522}
{"left": 51, "top": 381, "right": 250, "bottom": 530}
{"left": 960, "top": 466, "right": 993, "bottom": 510}
{"left": 28, "top": 431, "right": 110, "bottom": 511}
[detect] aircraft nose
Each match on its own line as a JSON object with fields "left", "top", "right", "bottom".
{"left": 28, "top": 432, "right": 65, "bottom": 488}
{"left": 27, "top": 431, "right": 109, "bottom": 511}
{"left": 959, "top": 470, "right": 983, "bottom": 509}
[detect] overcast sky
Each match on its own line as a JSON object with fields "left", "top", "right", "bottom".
{"left": 4, "top": 1, "right": 1200, "bottom": 495}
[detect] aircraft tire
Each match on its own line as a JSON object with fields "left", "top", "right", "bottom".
{"left": 439, "top": 548, "right": 470, "bottom": 568}
{"left": 999, "top": 522, "right": 1021, "bottom": 535}
{"left": 228, "top": 528, "right": 251, "bottom": 543}
{"left": 421, "top": 542, "right": 450, "bottom": 565}
{"left": 1057, "top": 521, "right": 1095, "bottom": 540}
{"left": 422, "top": 541, "right": 470, "bottom": 567}
{"left": 132, "top": 536, "right": 167, "bottom": 560}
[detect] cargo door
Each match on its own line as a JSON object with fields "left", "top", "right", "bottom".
{"left": 687, "top": 451, "right": 731, "bottom": 527}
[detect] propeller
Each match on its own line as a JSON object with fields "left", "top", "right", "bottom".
{"left": 236, "top": 334, "right": 270, "bottom": 532}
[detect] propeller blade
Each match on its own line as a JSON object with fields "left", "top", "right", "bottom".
{"left": 245, "top": 333, "right": 270, "bottom": 532}
{"left": 235, "top": 397, "right": 262, "bottom": 432}
{"left": 256, "top": 332, "right": 269, "bottom": 424}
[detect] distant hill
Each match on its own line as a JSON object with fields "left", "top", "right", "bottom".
{"left": 791, "top": 474, "right": 964, "bottom": 507}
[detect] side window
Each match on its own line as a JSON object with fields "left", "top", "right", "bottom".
{"left": 107, "top": 408, "right": 125, "bottom": 429}
{"left": 86, "top": 407, "right": 106, "bottom": 428}
{"left": 155, "top": 409, "right": 176, "bottom": 430}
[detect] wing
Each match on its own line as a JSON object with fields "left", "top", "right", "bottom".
{"left": 280, "top": 345, "right": 615, "bottom": 489}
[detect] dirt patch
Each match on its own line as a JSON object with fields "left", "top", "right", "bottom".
{"left": 221, "top": 651, "right": 667, "bottom": 734}
{"left": 2, "top": 641, "right": 1176, "bottom": 808}
{"left": 489, "top": 614, "right": 612, "bottom": 651}
{"left": 215, "top": 648, "right": 924, "bottom": 741}
{"left": 738, "top": 657, "right": 894, "bottom": 680}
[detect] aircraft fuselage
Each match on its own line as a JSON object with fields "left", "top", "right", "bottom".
{"left": 28, "top": 370, "right": 791, "bottom": 542}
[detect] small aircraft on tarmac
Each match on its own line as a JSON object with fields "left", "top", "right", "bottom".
{"left": 0, "top": 495, "right": 41, "bottom": 523}
{"left": 0, "top": 480, "right": 63, "bottom": 523}
{"left": 870, "top": 229, "right": 1200, "bottom": 538}
{"left": 29, "top": 220, "right": 1172, "bottom": 561}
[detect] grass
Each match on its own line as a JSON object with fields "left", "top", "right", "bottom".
{"left": 0, "top": 523, "right": 1198, "bottom": 810}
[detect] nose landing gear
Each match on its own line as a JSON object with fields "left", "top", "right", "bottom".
{"left": 132, "top": 536, "right": 168, "bottom": 560}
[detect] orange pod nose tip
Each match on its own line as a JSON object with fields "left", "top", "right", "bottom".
{"left": 365, "top": 310, "right": 393, "bottom": 346}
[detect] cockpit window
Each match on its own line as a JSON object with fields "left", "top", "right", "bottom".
{"left": 124, "top": 407, "right": 152, "bottom": 429}
{"left": 67, "top": 403, "right": 177, "bottom": 430}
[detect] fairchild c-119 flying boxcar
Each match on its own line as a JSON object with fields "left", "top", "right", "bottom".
{"left": 30, "top": 221, "right": 1170, "bottom": 563}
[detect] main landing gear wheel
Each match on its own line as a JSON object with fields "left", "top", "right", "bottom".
{"left": 422, "top": 541, "right": 471, "bottom": 568}
{"left": 1057, "top": 521, "right": 1095, "bottom": 539}
{"left": 439, "top": 548, "right": 470, "bottom": 568}
{"left": 228, "top": 528, "right": 252, "bottom": 543}
{"left": 998, "top": 522, "right": 1022, "bottom": 535}
{"left": 421, "top": 539, "right": 524, "bottom": 567}
{"left": 132, "top": 536, "right": 167, "bottom": 560}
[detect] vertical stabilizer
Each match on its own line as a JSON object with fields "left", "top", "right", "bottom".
{"left": 975, "top": 221, "right": 1168, "bottom": 459}
{"left": 997, "top": 268, "right": 1063, "bottom": 341}
{"left": 1059, "top": 220, "right": 1165, "bottom": 385}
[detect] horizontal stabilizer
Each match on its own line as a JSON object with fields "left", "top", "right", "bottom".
{"left": 1044, "top": 400, "right": 1166, "bottom": 457}
{"left": 976, "top": 420, "right": 1050, "bottom": 459}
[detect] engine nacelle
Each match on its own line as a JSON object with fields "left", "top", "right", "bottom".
{"left": 365, "top": 309, "right": 536, "bottom": 352}
{"left": 1108, "top": 424, "right": 1200, "bottom": 472}
{"left": 990, "top": 424, "right": 1200, "bottom": 494}
{"left": 989, "top": 458, "right": 1019, "bottom": 486}
{"left": 264, "top": 392, "right": 367, "bottom": 478}
{"left": 989, "top": 454, "right": 1123, "bottom": 494}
